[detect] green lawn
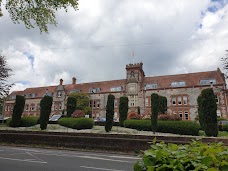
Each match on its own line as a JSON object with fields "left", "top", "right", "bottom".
{"left": 199, "top": 130, "right": 228, "bottom": 137}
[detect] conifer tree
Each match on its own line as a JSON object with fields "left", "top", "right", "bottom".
{"left": 66, "top": 96, "right": 77, "bottom": 117}
{"left": 39, "top": 95, "right": 53, "bottom": 130}
{"left": 105, "top": 94, "right": 115, "bottom": 132}
{"left": 151, "top": 93, "right": 159, "bottom": 134}
{"left": 119, "top": 96, "right": 128, "bottom": 126}
{"left": 12, "top": 95, "right": 25, "bottom": 127}
{"left": 197, "top": 88, "right": 218, "bottom": 137}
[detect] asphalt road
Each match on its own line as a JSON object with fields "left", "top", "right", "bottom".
{"left": 0, "top": 145, "right": 140, "bottom": 171}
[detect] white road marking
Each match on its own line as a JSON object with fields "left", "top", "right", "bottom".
{"left": 26, "top": 152, "right": 46, "bottom": 163}
{"left": 80, "top": 166, "right": 125, "bottom": 171}
{"left": 110, "top": 156, "right": 140, "bottom": 160}
{"left": 0, "top": 156, "right": 47, "bottom": 164}
{"left": 32, "top": 152, "right": 135, "bottom": 163}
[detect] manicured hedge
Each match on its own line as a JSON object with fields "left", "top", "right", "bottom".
{"left": 124, "top": 120, "right": 200, "bottom": 136}
{"left": 222, "top": 125, "right": 228, "bottom": 132}
{"left": 58, "top": 118, "right": 94, "bottom": 130}
{"left": 7, "top": 117, "right": 39, "bottom": 127}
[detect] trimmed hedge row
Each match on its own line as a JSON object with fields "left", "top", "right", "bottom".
{"left": 222, "top": 125, "right": 228, "bottom": 132}
{"left": 7, "top": 117, "right": 39, "bottom": 127}
{"left": 124, "top": 120, "right": 200, "bottom": 136}
{"left": 58, "top": 118, "right": 94, "bottom": 130}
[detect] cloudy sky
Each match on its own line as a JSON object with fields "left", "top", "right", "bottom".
{"left": 1, "top": 0, "right": 228, "bottom": 92}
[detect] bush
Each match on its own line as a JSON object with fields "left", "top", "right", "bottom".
{"left": 134, "top": 140, "right": 228, "bottom": 171}
{"left": 158, "top": 114, "right": 181, "bottom": 121}
{"left": 124, "top": 120, "right": 200, "bottom": 136}
{"left": 222, "top": 124, "right": 228, "bottom": 132}
{"left": 105, "top": 94, "right": 115, "bottom": 132}
{"left": 119, "top": 96, "right": 129, "bottom": 126}
{"left": 58, "top": 118, "right": 94, "bottom": 130}
{"left": 7, "top": 117, "right": 38, "bottom": 127}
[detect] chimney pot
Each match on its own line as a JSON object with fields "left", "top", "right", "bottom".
{"left": 72, "top": 77, "right": 76, "bottom": 84}
{"left": 60, "top": 79, "right": 63, "bottom": 85}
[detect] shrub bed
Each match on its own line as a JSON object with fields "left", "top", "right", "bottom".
{"left": 124, "top": 120, "right": 200, "bottom": 136}
{"left": 134, "top": 140, "right": 228, "bottom": 171}
{"left": 222, "top": 125, "right": 228, "bottom": 132}
{"left": 7, "top": 117, "right": 39, "bottom": 127}
{"left": 58, "top": 118, "right": 94, "bottom": 130}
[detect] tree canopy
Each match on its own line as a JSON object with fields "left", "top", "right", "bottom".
{"left": 69, "top": 92, "right": 91, "bottom": 115}
{"left": 0, "top": 53, "right": 13, "bottom": 98}
{"left": 0, "top": 0, "right": 79, "bottom": 33}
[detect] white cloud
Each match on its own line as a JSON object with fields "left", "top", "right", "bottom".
{"left": 1, "top": 0, "right": 228, "bottom": 93}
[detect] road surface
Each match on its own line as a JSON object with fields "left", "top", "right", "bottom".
{"left": 0, "top": 145, "right": 140, "bottom": 171}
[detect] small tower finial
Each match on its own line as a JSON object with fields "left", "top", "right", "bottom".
{"left": 132, "top": 50, "right": 134, "bottom": 64}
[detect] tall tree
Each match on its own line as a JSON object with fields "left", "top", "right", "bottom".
{"left": 11, "top": 95, "right": 25, "bottom": 127}
{"left": 221, "top": 50, "right": 228, "bottom": 77}
{"left": 105, "top": 94, "right": 115, "bottom": 132}
{"left": 0, "top": 0, "right": 79, "bottom": 33}
{"left": 197, "top": 88, "right": 218, "bottom": 137}
{"left": 39, "top": 95, "right": 53, "bottom": 130}
{"left": 119, "top": 96, "right": 128, "bottom": 127}
{"left": 69, "top": 92, "right": 91, "bottom": 115}
{"left": 158, "top": 96, "right": 167, "bottom": 114}
{"left": 151, "top": 93, "right": 159, "bottom": 134}
{"left": 0, "top": 53, "right": 13, "bottom": 98}
{"left": 66, "top": 96, "right": 76, "bottom": 117}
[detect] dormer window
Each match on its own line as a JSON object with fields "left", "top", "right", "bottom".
{"left": 171, "top": 81, "right": 186, "bottom": 87}
{"left": 110, "top": 86, "right": 122, "bottom": 92}
{"left": 200, "top": 79, "right": 216, "bottom": 85}
{"left": 145, "top": 83, "right": 158, "bottom": 90}
{"left": 89, "top": 88, "right": 101, "bottom": 93}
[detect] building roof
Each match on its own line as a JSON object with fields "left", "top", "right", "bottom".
{"left": 8, "top": 68, "right": 225, "bottom": 99}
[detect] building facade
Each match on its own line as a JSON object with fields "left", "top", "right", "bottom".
{"left": 3, "top": 62, "right": 228, "bottom": 120}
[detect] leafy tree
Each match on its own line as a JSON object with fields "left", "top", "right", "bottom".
{"left": 39, "top": 95, "right": 53, "bottom": 130}
{"left": 0, "top": 53, "right": 13, "bottom": 98}
{"left": 158, "top": 96, "right": 167, "bottom": 114}
{"left": 69, "top": 92, "right": 91, "bottom": 115}
{"left": 66, "top": 96, "right": 76, "bottom": 117}
{"left": 119, "top": 96, "right": 128, "bottom": 127}
{"left": 221, "top": 50, "right": 228, "bottom": 77}
{"left": 11, "top": 95, "right": 25, "bottom": 127}
{"left": 0, "top": 0, "right": 79, "bottom": 33}
{"left": 197, "top": 88, "right": 218, "bottom": 137}
{"left": 151, "top": 93, "right": 159, "bottom": 134}
{"left": 105, "top": 94, "right": 115, "bottom": 132}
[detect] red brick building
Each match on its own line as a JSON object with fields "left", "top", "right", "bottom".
{"left": 3, "top": 62, "right": 228, "bottom": 120}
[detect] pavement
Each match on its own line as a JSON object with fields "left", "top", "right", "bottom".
{"left": 0, "top": 145, "right": 140, "bottom": 171}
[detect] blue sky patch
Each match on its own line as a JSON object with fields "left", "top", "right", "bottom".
{"left": 23, "top": 52, "right": 35, "bottom": 68}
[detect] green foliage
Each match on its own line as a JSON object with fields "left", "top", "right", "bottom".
{"left": 151, "top": 93, "right": 159, "bottom": 134}
{"left": 39, "top": 95, "right": 53, "bottom": 130}
{"left": 134, "top": 140, "right": 228, "bottom": 171}
{"left": 1, "top": 0, "right": 79, "bottom": 33}
{"left": 69, "top": 92, "right": 91, "bottom": 115}
{"left": 124, "top": 120, "right": 200, "bottom": 136}
{"left": 66, "top": 96, "right": 76, "bottom": 117}
{"left": 221, "top": 125, "right": 228, "bottom": 132}
{"left": 105, "top": 94, "right": 115, "bottom": 132}
{"left": 7, "top": 117, "right": 38, "bottom": 127}
{"left": 158, "top": 96, "right": 167, "bottom": 114}
{"left": 11, "top": 95, "right": 25, "bottom": 127}
{"left": 119, "top": 96, "right": 129, "bottom": 127}
{"left": 58, "top": 118, "right": 94, "bottom": 130}
{"left": 198, "top": 88, "right": 218, "bottom": 137}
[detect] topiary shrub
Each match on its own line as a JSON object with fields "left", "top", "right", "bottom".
{"left": 151, "top": 93, "right": 159, "bottom": 134}
{"left": 119, "top": 96, "right": 129, "bottom": 126}
{"left": 124, "top": 120, "right": 200, "bottom": 136}
{"left": 198, "top": 88, "right": 218, "bottom": 137}
{"left": 58, "top": 118, "right": 94, "bottom": 130}
{"left": 66, "top": 96, "right": 77, "bottom": 117}
{"left": 105, "top": 94, "right": 115, "bottom": 132}
{"left": 221, "top": 124, "right": 228, "bottom": 132}
{"left": 39, "top": 95, "right": 53, "bottom": 130}
{"left": 7, "top": 117, "right": 38, "bottom": 127}
{"left": 134, "top": 140, "right": 228, "bottom": 171}
{"left": 11, "top": 95, "right": 25, "bottom": 127}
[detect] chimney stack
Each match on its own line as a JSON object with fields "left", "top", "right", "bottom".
{"left": 60, "top": 79, "right": 63, "bottom": 85}
{"left": 72, "top": 77, "right": 76, "bottom": 84}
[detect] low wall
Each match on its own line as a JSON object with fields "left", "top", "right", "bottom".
{"left": 0, "top": 130, "right": 227, "bottom": 152}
